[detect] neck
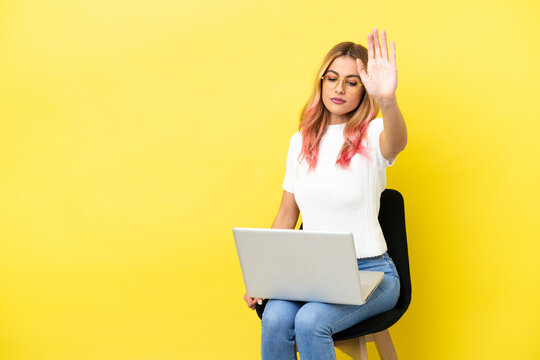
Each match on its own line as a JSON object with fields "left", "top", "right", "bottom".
{"left": 328, "top": 112, "right": 349, "bottom": 125}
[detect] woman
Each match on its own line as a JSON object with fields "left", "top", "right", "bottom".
{"left": 243, "top": 28, "right": 407, "bottom": 360}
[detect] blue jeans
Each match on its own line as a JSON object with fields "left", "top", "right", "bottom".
{"left": 260, "top": 252, "right": 400, "bottom": 360}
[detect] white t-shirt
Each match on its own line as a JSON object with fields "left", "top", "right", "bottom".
{"left": 282, "top": 117, "right": 396, "bottom": 259}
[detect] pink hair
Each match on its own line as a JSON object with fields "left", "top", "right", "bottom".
{"left": 297, "top": 42, "right": 380, "bottom": 172}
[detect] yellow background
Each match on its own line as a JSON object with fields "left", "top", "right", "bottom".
{"left": 1, "top": 0, "right": 539, "bottom": 359}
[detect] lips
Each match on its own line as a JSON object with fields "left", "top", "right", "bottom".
{"left": 331, "top": 97, "right": 346, "bottom": 104}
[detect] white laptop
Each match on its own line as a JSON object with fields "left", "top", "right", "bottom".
{"left": 232, "top": 227, "right": 384, "bottom": 305}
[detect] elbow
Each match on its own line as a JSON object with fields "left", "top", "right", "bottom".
{"left": 389, "top": 137, "right": 407, "bottom": 155}
{"left": 393, "top": 130, "right": 408, "bottom": 153}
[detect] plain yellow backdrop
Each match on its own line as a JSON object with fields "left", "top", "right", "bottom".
{"left": 1, "top": 0, "right": 539, "bottom": 359}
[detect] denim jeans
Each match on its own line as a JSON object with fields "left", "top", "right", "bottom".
{"left": 260, "top": 252, "right": 400, "bottom": 360}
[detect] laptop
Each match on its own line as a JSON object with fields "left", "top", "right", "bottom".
{"left": 232, "top": 227, "right": 384, "bottom": 305}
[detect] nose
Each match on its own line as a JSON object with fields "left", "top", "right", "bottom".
{"left": 335, "top": 78, "right": 346, "bottom": 94}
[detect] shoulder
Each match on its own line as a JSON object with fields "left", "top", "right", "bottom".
{"left": 289, "top": 131, "right": 302, "bottom": 147}
{"left": 367, "top": 117, "right": 384, "bottom": 133}
{"left": 365, "top": 117, "right": 384, "bottom": 144}
{"left": 366, "top": 117, "right": 397, "bottom": 166}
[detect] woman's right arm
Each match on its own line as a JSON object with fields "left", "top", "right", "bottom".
{"left": 243, "top": 190, "right": 300, "bottom": 310}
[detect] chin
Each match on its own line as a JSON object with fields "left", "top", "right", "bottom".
{"left": 330, "top": 105, "right": 353, "bottom": 115}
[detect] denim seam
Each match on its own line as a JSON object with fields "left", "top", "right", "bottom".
{"left": 379, "top": 275, "right": 400, "bottom": 297}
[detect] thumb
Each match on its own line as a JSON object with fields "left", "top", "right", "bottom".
{"left": 356, "top": 59, "right": 368, "bottom": 80}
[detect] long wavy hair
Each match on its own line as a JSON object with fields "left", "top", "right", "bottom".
{"left": 298, "top": 42, "right": 379, "bottom": 172}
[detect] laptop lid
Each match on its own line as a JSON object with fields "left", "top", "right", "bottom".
{"left": 232, "top": 227, "right": 383, "bottom": 305}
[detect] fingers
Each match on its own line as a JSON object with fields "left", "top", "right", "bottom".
{"left": 367, "top": 32, "right": 375, "bottom": 60}
{"left": 248, "top": 298, "right": 263, "bottom": 310}
{"left": 369, "top": 28, "right": 393, "bottom": 62}
{"left": 380, "top": 30, "right": 389, "bottom": 60}
{"left": 244, "top": 294, "right": 264, "bottom": 310}
{"left": 372, "top": 28, "right": 381, "bottom": 58}
{"left": 390, "top": 40, "right": 396, "bottom": 65}
{"left": 243, "top": 293, "right": 254, "bottom": 308}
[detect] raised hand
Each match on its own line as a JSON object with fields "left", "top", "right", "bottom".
{"left": 356, "top": 28, "right": 398, "bottom": 106}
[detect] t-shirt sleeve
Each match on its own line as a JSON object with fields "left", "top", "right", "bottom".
{"left": 282, "top": 132, "right": 301, "bottom": 194}
{"left": 366, "top": 117, "right": 396, "bottom": 167}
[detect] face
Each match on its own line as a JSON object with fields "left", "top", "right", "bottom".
{"left": 321, "top": 56, "right": 365, "bottom": 121}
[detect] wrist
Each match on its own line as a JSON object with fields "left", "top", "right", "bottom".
{"left": 377, "top": 96, "right": 398, "bottom": 109}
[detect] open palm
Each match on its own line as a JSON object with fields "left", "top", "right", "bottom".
{"left": 356, "top": 28, "right": 397, "bottom": 105}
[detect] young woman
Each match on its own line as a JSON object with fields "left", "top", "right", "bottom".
{"left": 243, "top": 28, "right": 407, "bottom": 360}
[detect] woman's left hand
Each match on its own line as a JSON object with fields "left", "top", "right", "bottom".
{"left": 356, "top": 28, "right": 398, "bottom": 107}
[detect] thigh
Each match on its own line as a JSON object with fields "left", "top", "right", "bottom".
{"left": 296, "top": 276, "right": 399, "bottom": 336}
{"left": 295, "top": 254, "right": 400, "bottom": 335}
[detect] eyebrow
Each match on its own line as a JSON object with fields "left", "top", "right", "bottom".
{"left": 326, "top": 70, "right": 361, "bottom": 79}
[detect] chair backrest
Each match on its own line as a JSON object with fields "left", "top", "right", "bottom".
{"left": 377, "top": 189, "right": 412, "bottom": 311}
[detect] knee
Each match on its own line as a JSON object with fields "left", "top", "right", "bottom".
{"left": 295, "top": 307, "right": 330, "bottom": 339}
{"left": 261, "top": 308, "right": 281, "bottom": 332}
{"left": 261, "top": 302, "right": 295, "bottom": 334}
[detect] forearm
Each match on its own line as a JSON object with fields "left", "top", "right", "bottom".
{"left": 379, "top": 96, "right": 408, "bottom": 152}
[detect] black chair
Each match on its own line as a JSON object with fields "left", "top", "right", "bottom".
{"left": 255, "top": 189, "right": 412, "bottom": 359}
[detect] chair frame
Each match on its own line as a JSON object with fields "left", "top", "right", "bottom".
{"left": 256, "top": 189, "right": 412, "bottom": 360}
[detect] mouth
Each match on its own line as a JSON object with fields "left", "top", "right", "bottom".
{"left": 330, "top": 97, "right": 346, "bottom": 104}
